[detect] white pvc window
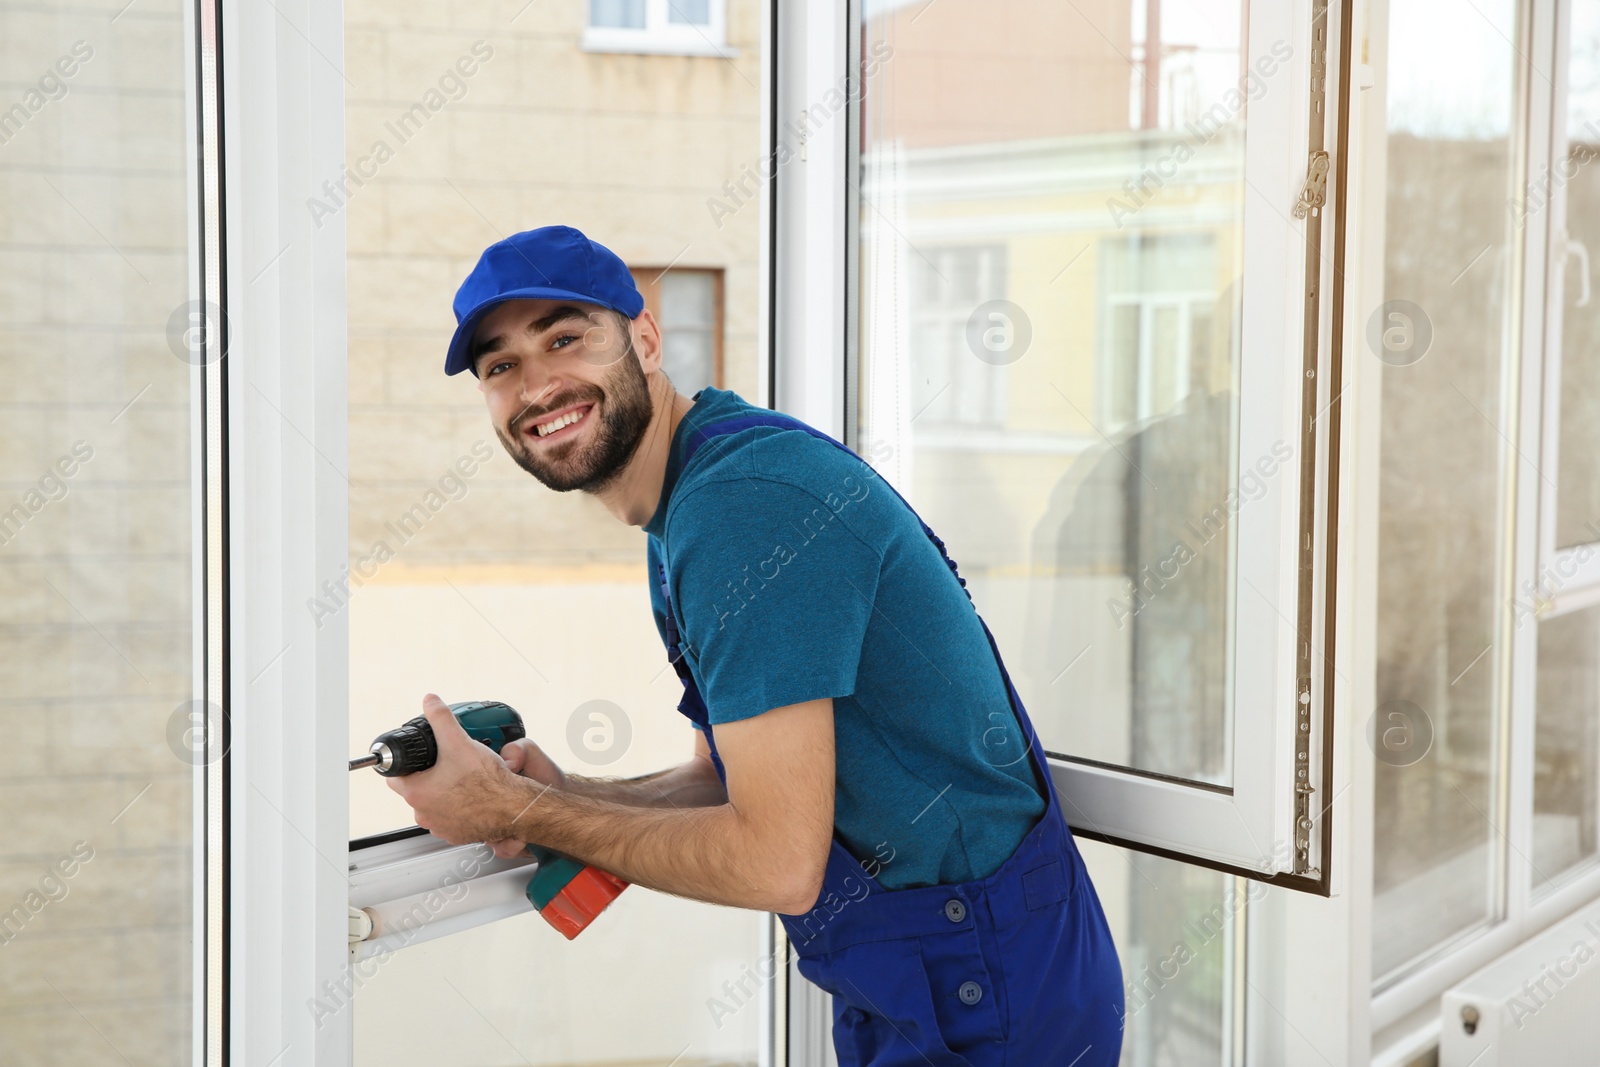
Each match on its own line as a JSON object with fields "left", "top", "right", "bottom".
{"left": 1370, "top": 0, "right": 1600, "bottom": 1052}
{"left": 1537, "top": 0, "right": 1600, "bottom": 591}
{"left": 583, "top": 0, "right": 735, "bottom": 57}
{"left": 826, "top": 0, "right": 1340, "bottom": 882}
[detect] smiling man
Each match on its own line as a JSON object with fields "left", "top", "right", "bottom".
{"left": 388, "top": 225, "right": 1125, "bottom": 1066}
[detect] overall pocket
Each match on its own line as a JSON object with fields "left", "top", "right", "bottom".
{"left": 805, "top": 939, "right": 975, "bottom": 1066}
{"left": 915, "top": 923, "right": 1008, "bottom": 1055}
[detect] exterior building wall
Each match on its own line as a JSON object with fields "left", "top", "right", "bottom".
{"left": 0, "top": 0, "right": 195, "bottom": 1059}
{"left": 344, "top": 0, "right": 764, "bottom": 576}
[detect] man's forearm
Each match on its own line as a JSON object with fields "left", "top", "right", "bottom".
{"left": 501, "top": 779, "right": 811, "bottom": 913}
{"left": 559, "top": 755, "right": 726, "bottom": 808}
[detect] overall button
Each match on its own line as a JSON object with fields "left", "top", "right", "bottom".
{"left": 957, "top": 981, "right": 983, "bottom": 1006}
{"left": 943, "top": 898, "right": 967, "bottom": 923}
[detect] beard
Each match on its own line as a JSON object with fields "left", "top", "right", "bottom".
{"left": 495, "top": 348, "right": 656, "bottom": 494}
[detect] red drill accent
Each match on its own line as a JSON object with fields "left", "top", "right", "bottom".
{"left": 539, "top": 867, "right": 630, "bottom": 940}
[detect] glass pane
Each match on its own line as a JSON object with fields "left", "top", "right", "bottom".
{"left": 661, "top": 270, "right": 715, "bottom": 327}
{"left": 591, "top": 0, "right": 647, "bottom": 29}
{"left": 1371, "top": 0, "right": 1519, "bottom": 982}
{"left": 1078, "top": 839, "right": 1233, "bottom": 1065}
{"left": 0, "top": 7, "right": 195, "bottom": 1061}
{"left": 344, "top": 0, "right": 766, "bottom": 1062}
{"left": 669, "top": 0, "right": 712, "bottom": 26}
{"left": 1555, "top": 0, "right": 1600, "bottom": 549}
{"left": 857, "top": 0, "right": 1247, "bottom": 788}
{"left": 355, "top": 890, "right": 764, "bottom": 1064}
{"left": 1533, "top": 606, "right": 1600, "bottom": 894}
{"left": 654, "top": 270, "right": 717, "bottom": 398}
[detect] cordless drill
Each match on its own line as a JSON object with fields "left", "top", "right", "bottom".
{"left": 349, "top": 699, "right": 628, "bottom": 939}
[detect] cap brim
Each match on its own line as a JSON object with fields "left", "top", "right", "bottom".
{"left": 444, "top": 287, "right": 626, "bottom": 377}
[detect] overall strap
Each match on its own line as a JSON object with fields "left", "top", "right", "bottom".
{"left": 668, "top": 411, "right": 1053, "bottom": 802}
{"left": 657, "top": 560, "right": 726, "bottom": 785}
{"left": 683, "top": 413, "right": 970, "bottom": 603}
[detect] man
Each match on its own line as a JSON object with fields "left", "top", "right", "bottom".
{"left": 389, "top": 225, "right": 1124, "bottom": 1065}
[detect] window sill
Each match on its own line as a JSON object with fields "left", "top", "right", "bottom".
{"left": 581, "top": 28, "right": 738, "bottom": 58}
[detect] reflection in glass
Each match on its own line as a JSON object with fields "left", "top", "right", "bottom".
{"left": 345, "top": 1, "right": 765, "bottom": 1062}
{"left": 1533, "top": 607, "right": 1600, "bottom": 894}
{"left": 1371, "top": 0, "right": 1519, "bottom": 982}
{"left": 857, "top": 0, "right": 1246, "bottom": 788}
{"left": 858, "top": 2, "right": 1247, "bottom": 1064}
{"left": 1078, "top": 839, "right": 1231, "bottom": 1064}
{"left": 0, "top": 7, "right": 195, "bottom": 1059}
{"left": 1555, "top": 0, "right": 1600, "bottom": 549}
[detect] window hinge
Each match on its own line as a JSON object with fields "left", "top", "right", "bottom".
{"left": 1293, "top": 150, "right": 1331, "bottom": 219}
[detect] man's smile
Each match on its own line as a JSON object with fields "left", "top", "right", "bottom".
{"left": 523, "top": 400, "right": 596, "bottom": 444}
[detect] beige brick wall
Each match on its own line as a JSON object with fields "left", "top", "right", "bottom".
{"left": 343, "top": 0, "right": 765, "bottom": 576}
{"left": 0, "top": 0, "right": 194, "bottom": 1059}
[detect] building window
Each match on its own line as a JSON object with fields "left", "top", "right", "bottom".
{"left": 631, "top": 266, "right": 723, "bottom": 397}
{"left": 908, "top": 245, "right": 1010, "bottom": 428}
{"left": 1098, "top": 233, "right": 1223, "bottom": 432}
{"left": 583, "top": 0, "right": 733, "bottom": 57}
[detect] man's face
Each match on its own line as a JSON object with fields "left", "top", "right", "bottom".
{"left": 471, "top": 298, "right": 656, "bottom": 494}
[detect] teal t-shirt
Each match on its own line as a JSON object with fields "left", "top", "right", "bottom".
{"left": 644, "top": 387, "right": 1046, "bottom": 891}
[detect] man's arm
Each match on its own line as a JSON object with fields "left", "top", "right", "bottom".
{"left": 390, "top": 693, "right": 835, "bottom": 915}
{"left": 506, "top": 727, "right": 727, "bottom": 809}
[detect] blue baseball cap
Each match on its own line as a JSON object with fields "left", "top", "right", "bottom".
{"left": 444, "top": 225, "right": 645, "bottom": 377}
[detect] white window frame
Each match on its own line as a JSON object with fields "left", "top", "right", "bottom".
{"left": 218, "top": 0, "right": 353, "bottom": 1062}
{"left": 582, "top": 0, "right": 737, "bottom": 58}
{"left": 1535, "top": 0, "right": 1600, "bottom": 601}
{"left": 1358, "top": 0, "right": 1600, "bottom": 1060}
{"left": 816, "top": 0, "right": 1342, "bottom": 882}
{"left": 221, "top": 1, "right": 786, "bottom": 1065}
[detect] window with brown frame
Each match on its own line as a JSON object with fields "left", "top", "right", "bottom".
{"left": 630, "top": 266, "right": 724, "bottom": 396}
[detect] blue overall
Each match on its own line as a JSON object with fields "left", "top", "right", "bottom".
{"left": 656, "top": 414, "right": 1125, "bottom": 1066}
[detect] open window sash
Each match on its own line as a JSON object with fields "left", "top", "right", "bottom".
{"left": 774, "top": 0, "right": 1346, "bottom": 886}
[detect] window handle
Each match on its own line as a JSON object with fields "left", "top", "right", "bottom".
{"left": 1293, "top": 150, "right": 1331, "bottom": 220}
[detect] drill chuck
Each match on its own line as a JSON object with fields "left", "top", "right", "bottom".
{"left": 350, "top": 700, "right": 525, "bottom": 777}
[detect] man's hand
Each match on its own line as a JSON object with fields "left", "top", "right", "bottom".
{"left": 500, "top": 737, "right": 568, "bottom": 791}
{"left": 493, "top": 697, "right": 835, "bottom": 913}
{"left": 386, "top": 694, "right": 523, "bottom": 845}
{"left": 480, "top": 738, "right": 567, "bottom": 859}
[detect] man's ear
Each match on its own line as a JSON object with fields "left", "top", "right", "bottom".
{"left": 632, "top": 308, "right": 664, "bottom": 371}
